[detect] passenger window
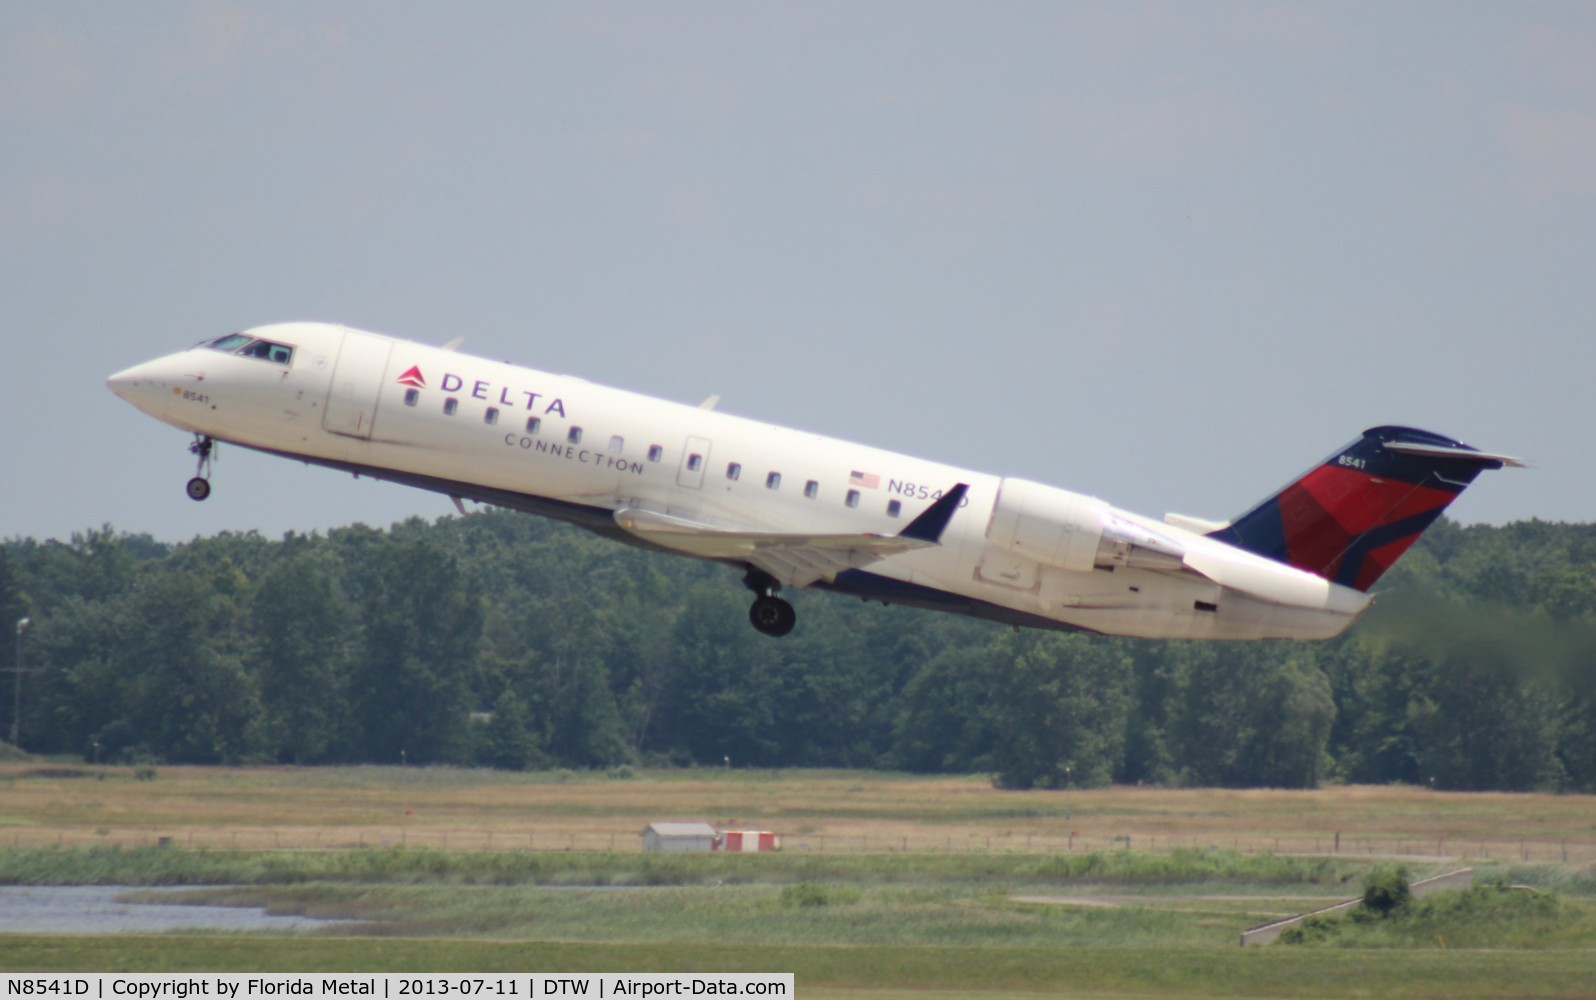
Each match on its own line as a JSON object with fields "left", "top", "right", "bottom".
{"left": 804, "top": 480, "right": 818, "bottom": 499}
{"left": 484, "top": 407, "right": 499, "bottom": 425}
{"left": 846, "top": 489, "right": 861, "bottom": 508}
{"left": 648, "top": 445, "right": 663, "bottom": 463}
{"left": 568, "top": 426, "right": 583, "bottom": 444}
{"left": 525, "top": 416, "right": 541, "bottom": 435}
{"left": 727, "top": 462, "right": 742, "bottom": 481}
{"left": 609, "top": 435, "right": 625, "bottom": 455}
{"left": 687, "top": 454, "right": 703, "bottom": 472}
{"left": 444, "top": 398, "right": 458, "bottom": 416}
{"left": 766, "top": 472, "right": 781, "bottom": 490}
{"left": 404, "top": 388, "right": 419, "bottom": 407}
{"left": 887, "top": 499, "right": 902, "bottom": 518}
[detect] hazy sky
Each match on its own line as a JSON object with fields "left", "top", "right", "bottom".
{"left": 4, "top": 2, "right": 1593, "bottom": 544}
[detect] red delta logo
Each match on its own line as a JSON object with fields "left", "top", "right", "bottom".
{"left": 395, "top": 365, "right": 427, "bottom": 388}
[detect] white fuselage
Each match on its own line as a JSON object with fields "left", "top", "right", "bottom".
{"left": 108, "top": 322, "right": 1370, "bottom": 639}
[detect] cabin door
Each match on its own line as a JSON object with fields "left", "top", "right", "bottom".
{"left": 322, "top": 330, "right": 394, "bottom": 439}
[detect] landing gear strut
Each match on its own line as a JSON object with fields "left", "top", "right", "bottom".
{"left": 743, "top": 568, "right": 796, "bottom": 637}
{"left": 186, "top": 435, "right": 214, "bottom": 501}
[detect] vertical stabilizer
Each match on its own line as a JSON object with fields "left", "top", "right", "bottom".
{"left": 1207, "top": 426, "right": 1519, "bottom": 591}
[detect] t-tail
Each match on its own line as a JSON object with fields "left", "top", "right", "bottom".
{"left": 1206, "top": 426, "right": 1522, "bottom": 592}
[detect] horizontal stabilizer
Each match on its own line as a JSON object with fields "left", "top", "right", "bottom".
{"left": 1382, "top": 441, "right": 1525, "bottom": 468}
{"left": 1164, "top": 512, "right": 1231, "bottom": 535}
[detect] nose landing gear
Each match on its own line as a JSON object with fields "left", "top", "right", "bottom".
{"left": 743, "top": 568, "right": 796, "bottom": 637}
{"left": 186, "top": 435, "right": 215, "bottom": 501}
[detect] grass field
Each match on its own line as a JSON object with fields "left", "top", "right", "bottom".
{"left": 2, "top": 764, "right": 1593, "bottom": 861}
{"left": 1, "top": 765, "right": 1594, "bottom": 997}
{"left": 6, "top": 936, "right": 1596, "bottom": 999}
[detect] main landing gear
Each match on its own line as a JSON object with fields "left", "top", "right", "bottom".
{"left": 186, "top": 434, "right": 215, "bottom": 501}
{"left": 743, "top": 568, "right": 796, "bottom": 637}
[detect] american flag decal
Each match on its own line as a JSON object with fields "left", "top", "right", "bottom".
{"left": 849, "top": 470, "right": 880, "bottom": 489}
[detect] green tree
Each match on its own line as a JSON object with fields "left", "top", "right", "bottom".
{"left": 352, "top": 535, "right": 482, "bottom": 764}
{"left": 654, "top": 582, "right": 784, "bottom": 766}
{"left": 480, "top": 687, "right": 542, "bottom": 770}
{"left": 1322, "top": 635, "right": 1426, "bottom": 784}
{"left": 987, "top": 633, "right": 1133, "bottom": 789}
{"left": 1406, "top": 649, "right": 1562, "bottom": 791}
{"left": 891, "top": 641, "right": 1001, "bottom": 773}
{"left": 0, "top": 547, "right": 31, "bottom": 747}
{"left": 120, "top": 564, "right": 263, "bottom": 763}
{"left": 7, "top": 528, "right": 149, "bottom": 607}
{"left": 1119, "top": 640, "right": 1183, "bottom": 785}
{"left": 250, "top": 552, "right": 352, "bottom": 763}
{"left": 12, "top": 510, "right": 1596, "bottom": 789}
{"left": 1364, "top": 594, "right": 1564, "bottom": 791}
{"left": 1241, "top": 651, "right": 1336, "bottom": 788}
{"left": 1362, "top": 866, "right": 1412, "bottom": 916}
{"left": 24, "top": 595, "right": 129, "bottom": 758}
{"left": 1166, "top": 644, "right": 1334, "bottom": 788}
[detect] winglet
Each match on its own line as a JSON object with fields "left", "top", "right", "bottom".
{"left": 898, "top": 484, "right": 968, "bottom": 544}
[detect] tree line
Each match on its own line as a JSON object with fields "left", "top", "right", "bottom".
{"left": 2, "top": 511, "right": 1593, "bottom": 791}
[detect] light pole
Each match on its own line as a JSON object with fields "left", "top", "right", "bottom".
{"left": 11, "top": 617, "right": 29, "bottom": 749}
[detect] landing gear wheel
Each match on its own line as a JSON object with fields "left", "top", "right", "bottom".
{"left": 749, "top": 595, "right": 796, "bottom": 637}
{"left": 186, "top": 434, "right": 215, "bottom": 501}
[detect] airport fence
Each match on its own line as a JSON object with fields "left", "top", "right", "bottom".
{"left": 4, "top": 826, "right": 1594, "bottom": 864}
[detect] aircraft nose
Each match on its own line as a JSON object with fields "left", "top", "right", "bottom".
{"left": 106, "top": 353, "right": 204, "bottom": 416}
{"left": 106, "top": 358, "right": 171, "bottom": 402}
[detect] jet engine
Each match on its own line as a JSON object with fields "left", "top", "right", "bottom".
{"left": 985, "top": 478, "right": 1186, "bottom": 574}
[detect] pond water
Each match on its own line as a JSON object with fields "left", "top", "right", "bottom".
{"left": 0, "top": 885, "right": 347, "bottom": 934}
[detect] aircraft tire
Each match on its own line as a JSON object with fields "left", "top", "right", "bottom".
{"left": 186, "top": 477, "right": 211, "bottom": 501}
{"left": 749, "top": 595, "right": 796, "bottom": 637}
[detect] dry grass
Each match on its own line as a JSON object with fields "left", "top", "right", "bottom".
{"left": 1, "top": 765, "right": 1592, "bottom": 863}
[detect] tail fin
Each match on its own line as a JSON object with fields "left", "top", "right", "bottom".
{"left": 1206, "top": 426, "right": 1520, "bottom": 591}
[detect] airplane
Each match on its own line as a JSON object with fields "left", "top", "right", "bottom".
{"left": 107, "top": 322, "right": 1519, "bottom": 640}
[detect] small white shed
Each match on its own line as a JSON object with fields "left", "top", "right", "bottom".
{"left": 641, "top": 821, "right": 719, "bottom": 853}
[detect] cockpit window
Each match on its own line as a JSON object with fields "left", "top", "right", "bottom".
{"left": 241, "top": 339, "right": 294, "bottom": 364}
{"left": 203, "top": 333, "right": 294, "bottom": 366}
{"left": 204, "top": 333, "right": 253, "bottom": 352}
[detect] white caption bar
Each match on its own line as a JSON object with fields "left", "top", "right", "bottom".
{"left": 2, "top": 975, "right": 793, "bottom": 999}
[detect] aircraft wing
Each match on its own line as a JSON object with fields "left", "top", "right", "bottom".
{"left": 613, "top": 484, "right": 967, "bottom": 588}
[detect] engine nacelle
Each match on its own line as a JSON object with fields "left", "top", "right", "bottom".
{"left": 985, "top": 478, "right": 1186, "bottom": 574}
